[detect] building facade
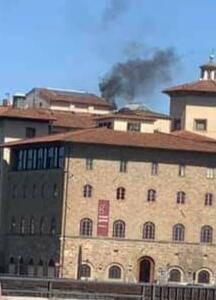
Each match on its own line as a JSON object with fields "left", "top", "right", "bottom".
{"left": 17, "top": 88, "right": 113, "bottom": 115}
{"left": 2, "top": 128, "right": 216, "bottom": 285}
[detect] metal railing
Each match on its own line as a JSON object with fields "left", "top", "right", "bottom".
{"left": 0, "top": 276, "right": 216, "bottom": 300}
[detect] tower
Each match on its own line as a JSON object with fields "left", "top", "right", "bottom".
{"left": 200, "top": 54, "right": 216, "bottom": 80}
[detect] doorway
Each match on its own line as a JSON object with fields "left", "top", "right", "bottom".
{"left": 139, "top": 257, "right": 154, "bottom": 283}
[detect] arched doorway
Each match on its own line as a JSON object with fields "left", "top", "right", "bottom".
{"left": 139, "top": 257, "right": 154, "bottom": 283}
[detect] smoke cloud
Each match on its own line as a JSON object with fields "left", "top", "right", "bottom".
{"left": 102, "top": 0, "right": 129, "bottom": 24}
{"left": 99, "top": 48, "right": 179, "bottom": 105}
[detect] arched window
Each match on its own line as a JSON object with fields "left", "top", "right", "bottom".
{"left": 169, "top": 269, "right": 182, "bottom": 282}
{"left": 20, "top": 217, "right": 26, "bottom": 235}
{"left": 80, "top": 264, "right": 91, "bottom": 278}
{"left": 80, "top": 218, "right": 93, "bottom": 236}
{"left": 108, "top": 265, "right": 121, "bottom": 279}
{"left": 18, "top": 257, "right": 25, "bottom": 275}
{"left": 201, "top": 226, "right": 213, "bottom": 243}
{"left": 205, "top": 193, "right": 213, "bottom": 206}
{"left": 48, "top": 259, "right": 55, "bottom": 278}
{"left": 197, "top": 270, "right": 210, "bottom": 284}
{"left": 9, "top": 257, "right": 15, "bottom": 265}
{"left": 143, "top": 222, "right": 155, "bottom": 240}
{"left": 83, "top": 185, "right": 92, "bottom": 198}
{"left": 113, "top": 220, "right": 125, "bottom": 238}
{"left": 37, "top": 259, "right": 44, "bottom": 277}
{"left": 147, "top": 189, "right": 156, "bottom": 202}
{"left": 10, "top": 217, "right": 16, "bottom": 234}
{"left": 116, "top": 187, "right": 125, "bottom": 200}
{"left": 50, "top": 217, "right": 57, "bottom": 235}
{"left": 30, "top": 217, "right": 35, "bottom": 235}
{"left": 173, "top": 224, "right": 185, "bottom": 242}
{"left": 8, "top": 257, "right": 15, "bottom": 275}
{"left": 53, "top": 183, "right": 58, "bottom": 197}
{"left": 27, "top": 258, "right": 34, "bottom": 276}
{"left": 39, "top": 217, "right": 45, "bottom": 235}
{"left": 176, "top": 191, "right": 185, "bottom": 204}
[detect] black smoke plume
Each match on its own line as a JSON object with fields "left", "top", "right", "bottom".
{"left": 102, "top": 0, "right": 129, "bottom": 24}
{"left": 99, "top": 48, "right": 179, "bottom": 105}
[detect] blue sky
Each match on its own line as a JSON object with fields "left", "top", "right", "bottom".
{"left": 0, "top": 0, "right": 215, "bottom": 112}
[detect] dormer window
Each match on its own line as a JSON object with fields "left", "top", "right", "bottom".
{"left": 127, "top": 122, "right": 140, "bottom": 132}
{"left": 194, "top": 119, "right": 207, "bottom": 131}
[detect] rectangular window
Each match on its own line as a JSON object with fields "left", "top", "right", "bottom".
{"left": 26, "top": 127, "right": 36, "bottom": 138}
{"left": 178, "top": 165, "right": 185, "bottom": 177}
{"left": 173, "top": 119, "right": 181, "bottom": 131}
{"left": 119, "top": 160, "right": 127, "bottom": 173}
{"left": 27, "top": 149, "right": 33, "bottom": 170}
{"left": 37, "top": 148, "right": 44, "bottom": 169}
{"left": 206, "top": 168, "right": 214, "bottom": 179}
{"left": 194, "top": 119, "right": 207, "bottom": 131}
{"left": 12, "top": 145, "right": 64, "bottom": 171}
{"left": 127, "top": 122, "right": 141, "bottom": 132}
{"left": 151, "top": 162, "right": 158, "bottom": 176}
{"left": 86, "top": 158, "right": 93, "bottom": 170}
{"left": 17, "top": 150, "right": 23, "bottom": 170}
{"left": 22, "top": 150, "right": 27, "bottom": 170}
{"left": 59, "top": 146, "right": 64, "bottom": 168}
{"left": 47, "top": 147, "right": 55, "bottom": 168}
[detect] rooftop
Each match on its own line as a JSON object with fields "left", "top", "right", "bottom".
{"left": 163, "top": 80, "right": 216, "bottom": 95}
{"left": 27, "top": 88, "right": 113, "bottom": 108}
{"left": 0, "top": 107, "right": 55, "bottom": 122}
{"left": 96, "top": 106, "right": 170, "bottom": 122}
{"left": 3, "top": 127, "right": 216, "bottom": 154}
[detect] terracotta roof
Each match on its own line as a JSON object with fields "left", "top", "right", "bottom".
{"left": 3, "top": 127, "right": 216, "bottom": 154}
{"left": 163, "top": 80, "right": 216, "bottom": 95}
{"left": 50, "top": 110, "right": 95, "bottom": 129}
{"left": 0, "top": 107, "right": 55, "bottom": 122}
{"left": 95, "top": 109, "right": 170, "bottom": 122}
{"left": 30, "top": 88, "right": 113, "bottom": 108}
{"left": 95, "top": 113, "right": 156, "bottom": 122}
{"left": 171, "top": 130, "right": 216, "bottom": 143}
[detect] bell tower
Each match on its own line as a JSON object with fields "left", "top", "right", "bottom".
{"left": 200, "top": 54, "right": 216, "bottom": 80}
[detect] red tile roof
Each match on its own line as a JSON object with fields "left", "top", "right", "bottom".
{"left": 3, "top": 127, "right": 216, "bottom": 154}
{"left": 95, "top": 108, "right": 170, "bottom": 122}
{"left": 95, "top": 113, "right": 156, "bottom": 122}
{"left": 0, "top": 107, "right": 55, "bottom": 122}
{"left": 36, "top": 88, "right": 112, "bottom": 108}
{"left": 163, "top": 80, "right": 216, "bottom": 95}
{"left": 50, "top": 110, "right": 95, "bottom": 129}
{"left": 171, "top": 130, "right": 216, "bottom": 143}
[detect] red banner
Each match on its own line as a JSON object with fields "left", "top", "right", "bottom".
{"left": 97, "top": 200, "right": 110, "bottom": 236}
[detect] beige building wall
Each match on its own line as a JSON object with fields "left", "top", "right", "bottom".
{"left": 112, "top": 119, "right": 169, "bottom": 133}
{"left": 3, "top": 119, "right": 49, "bottom": 162}
{"left": 113, "top": 120, "right": 128, "bottom": 131}
{"left": 153, "top": 119, "right": 170, "bottom": 133}
{"left": 170, "top": 94, "right": 216, "bottom": 137}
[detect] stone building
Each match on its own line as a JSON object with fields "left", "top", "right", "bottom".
{"left": 2, "top": 127, "right": 216, "bottom": 285}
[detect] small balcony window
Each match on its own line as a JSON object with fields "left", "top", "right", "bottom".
{"left": 194, "top": 119, "right": 207, "bottom": 131}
